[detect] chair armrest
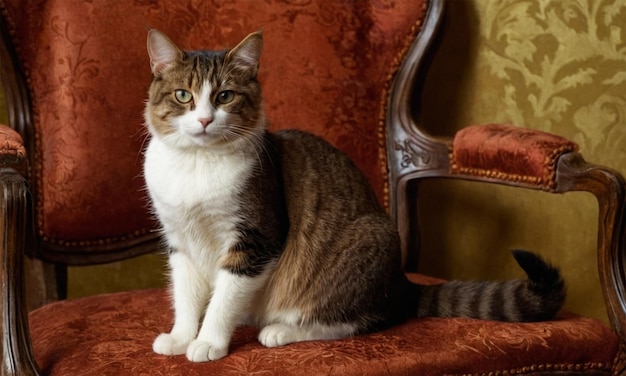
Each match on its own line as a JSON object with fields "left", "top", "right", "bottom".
{"left": 0, "top": 124, "right": 26, "bottom": 166}
{"left": 0, "top": 168, "right": 41, "bottom": 375}
{"left": 554, "top": 152, "right": 626, "bottom": 344}
{"left": 393, "top": 122, "right": 626, "bottom": 347}
{"left": 389, "top": 123, "right": 579, "bottom": 267}
{"left": 450, "top": 123, "right": 578, "bottom": 191}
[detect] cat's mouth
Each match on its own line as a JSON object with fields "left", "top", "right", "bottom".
{"left": 187, "top": 130, "right": 219, "bottom": 145}
{"left": 185, "top": 128, "right": 234, "bottom": 148}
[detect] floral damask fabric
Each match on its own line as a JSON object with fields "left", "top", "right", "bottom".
{"left": 0, "top": 0, "right": 426, "bottom": 254}
{"left": 0, "top": 124, "right": 25, "bottom": 165}
{"left": 29, "top": 274, "right": 618, "bottom": 375}
{"left": 450, "top": 124, "right": 579, "bottom": 190}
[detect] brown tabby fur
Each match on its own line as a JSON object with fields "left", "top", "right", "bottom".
{"left": 144, "top": 29, "right": 566, "bottom": 360}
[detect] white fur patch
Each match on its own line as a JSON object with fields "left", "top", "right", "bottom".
{"left": 153, "top": 252, "right": 210, "bottom": 356}
{"left": 258, "top": 322, "right": 358, "bottom": 348}
{"left": 188, "top": 269, "right": 270, "bottom": 361}
{"left": 145, "top": 92, "right": 261, "bottom": 360}
{"left": 144, "top": 132, "right": 251, "bottom": 261}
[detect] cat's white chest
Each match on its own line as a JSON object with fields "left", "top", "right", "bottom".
{"left": 145, "top": 139, "right": 247, "bottom": 205}
{"left": 144, "top": 136, "right": 251, "bottom": 257}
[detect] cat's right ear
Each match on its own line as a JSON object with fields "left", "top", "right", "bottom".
{"left": 147, "top": 29, "right": 183, "bottom": 76}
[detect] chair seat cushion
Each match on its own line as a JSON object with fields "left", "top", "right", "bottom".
{"left": 30, "top": 274, "right": 619, "bottom": 375}
{"left": 450, "top": 124, "right": 579, "bottom": 191}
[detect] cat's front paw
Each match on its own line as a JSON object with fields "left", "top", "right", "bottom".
{"left": 186, "top": 339, "right": 228, "bottom": 362}
{"left": 258, "top": 323, "right": 298, "bottom": 347}
{"left": 153, "top": 333, "right": 190, "bottom": 356}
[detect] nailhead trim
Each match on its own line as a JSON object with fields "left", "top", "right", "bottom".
{"left": 377, "top": 0, "right": 429, "bottom": 212}
{"left": 449, "top": 134, "right": 578, "bottom": 192}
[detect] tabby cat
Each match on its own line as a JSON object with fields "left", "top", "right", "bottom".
{"left": 143, "top": 29, "right": 565, "bottom": 362}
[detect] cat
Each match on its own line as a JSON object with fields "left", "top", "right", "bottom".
{"left": 143, "top": 29, "right": 566, "bottom": 363}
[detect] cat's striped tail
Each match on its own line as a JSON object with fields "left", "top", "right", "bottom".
{"left": 414, "top": 250, "right": 566, "bottom": 322}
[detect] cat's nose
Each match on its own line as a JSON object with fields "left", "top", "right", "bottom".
{"left": 198, "top": 117, "right": 213, "bottom": 128}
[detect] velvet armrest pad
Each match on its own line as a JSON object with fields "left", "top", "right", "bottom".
{"left": 0, "top": 124, "right": 26, "bottom": 165}
{"left": 450, "top": 124, "right": 579, "bottom": 190}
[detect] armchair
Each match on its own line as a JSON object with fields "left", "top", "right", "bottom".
{"left": 0, "top": 0, "right": 624, "bottom": 375}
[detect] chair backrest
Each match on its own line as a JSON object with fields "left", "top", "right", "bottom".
{"left": 0, "top": 0, "right": 432, "bottom": 265}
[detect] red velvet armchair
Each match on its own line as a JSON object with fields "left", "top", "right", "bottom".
{"left": 1, "top": 0, "right": 625, "bottom": 375}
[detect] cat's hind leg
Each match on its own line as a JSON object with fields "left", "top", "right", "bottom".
{"left": 258, "top": 322, "right": 358, "bottom": 347}
{"left": 153, "top": 252, "right": 210, "bottom": 356}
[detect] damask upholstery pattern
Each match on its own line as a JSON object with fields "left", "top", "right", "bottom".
{"left": 29, "top": 274, "right": 618, "bottom": 375}
{"left": 450, "top": 124, "right": 578, "bottom": 190}
{"left": 0, "top": 0, "right": 426, "bottom": 254}
{"left": 0, "top": 124, "right": 25, "bottom": 165}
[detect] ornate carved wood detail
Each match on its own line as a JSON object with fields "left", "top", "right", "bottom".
{"left": 394, "top": 138, "right": 431, "bottom": 169}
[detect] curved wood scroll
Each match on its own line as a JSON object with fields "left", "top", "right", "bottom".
{"left": 386, "top": 0, "right": 448, "bottom": 269}
{"left": 555, "top": 152, "right": 626, "bottom": 343}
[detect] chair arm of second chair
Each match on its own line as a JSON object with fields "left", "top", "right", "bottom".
{"left": 0, "top": 124, "right": 25, "bottom": 166}
{"left": 388, "top": 121, "right": 626, "bottom": 358}
{"left": 450, "top": 123, "right": 626, "bottom": 341}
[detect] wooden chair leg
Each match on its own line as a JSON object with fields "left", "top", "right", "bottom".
{"left": 556, "top": 152, "right": 626, "bottom": 342}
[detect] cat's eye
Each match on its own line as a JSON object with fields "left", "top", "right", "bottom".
{"left": 174, "top": 89, "right": 193, "bottom": 104}
{"left": 216, "top": 90, "right": 235, "bottom": 105}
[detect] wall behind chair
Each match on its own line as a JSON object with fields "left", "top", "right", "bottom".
{"left": 418, "top": 0, "right": 626, "bottom": 324}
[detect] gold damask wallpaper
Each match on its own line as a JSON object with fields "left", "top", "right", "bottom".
{"left": 479, "top": 0, "right": 625, "bottom": 159}
{"left": 420, "top": 0, "right": 626, "bottom": 324}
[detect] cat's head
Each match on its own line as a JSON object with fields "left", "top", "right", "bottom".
{"left": 145, "top": 30, "right": 264, "bottom": 151}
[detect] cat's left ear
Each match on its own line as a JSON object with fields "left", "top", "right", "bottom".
{"left": 227, "top": 31, "right": 263, "bottom": 76}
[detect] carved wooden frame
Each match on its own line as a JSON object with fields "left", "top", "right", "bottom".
{"left": 0, "top": 0, "right": 624, "bottom": 374}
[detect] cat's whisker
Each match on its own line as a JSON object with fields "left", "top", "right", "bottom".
{"left": 135, "top": 127, "right": 152, "bottom": 165}
{"left": 220, "top": 126, "right": 266, "bottom": 170}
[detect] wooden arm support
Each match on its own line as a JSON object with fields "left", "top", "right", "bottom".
{"left": 0, "top": 167, "right": 40, "bottom": 375}
{"left": 389, "top": 145, "right": 626, "bottom": 356}
{"left": 555, "top": 152, "right": 626, "bottom": 342}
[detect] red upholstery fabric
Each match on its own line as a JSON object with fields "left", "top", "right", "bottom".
{"left": 29, "top": 274, "right": 619, "bottom": 375}
{"left": 0, "top": 123, "right": 25, "bottom": 165}
{"left": 450, "top": 124, "right": 579, "bottom": 190}
{"left": 0, "top": 0, "right": 426, "bottom": 254}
